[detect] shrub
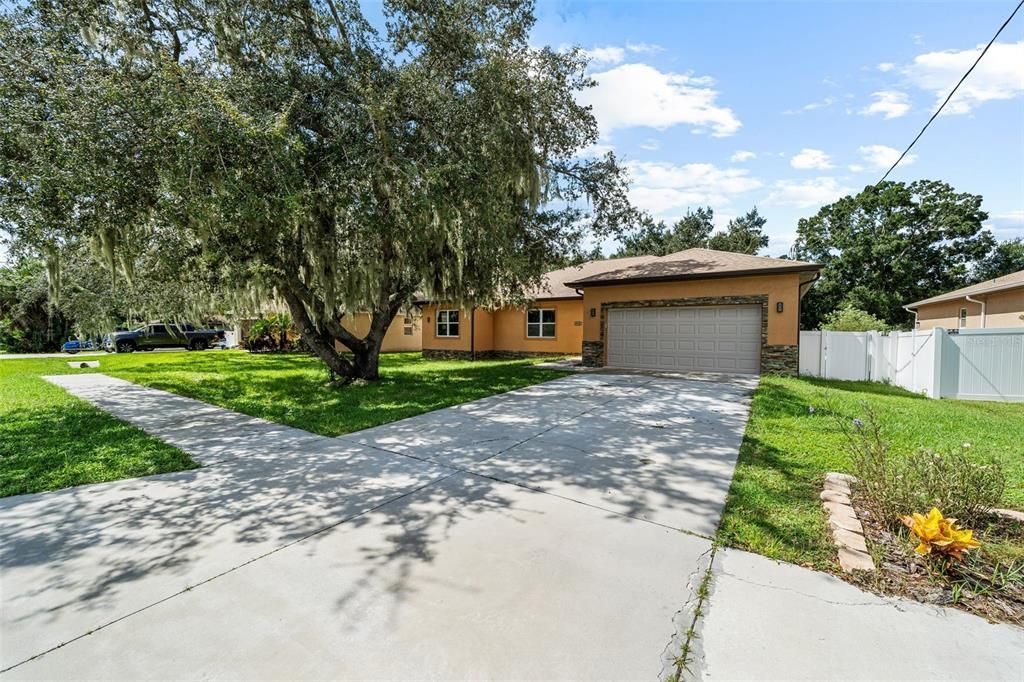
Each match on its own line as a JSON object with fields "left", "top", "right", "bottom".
{"left": 838, "top": 406, "right": 1005, "bottom": 527}
{"left": 821, "top": 304, "right": 890, "bottom": 332}
{"left": 900, "top": 507, "right": 981, "bottom": 561}
{"left": 244, "top": 313, "right": 299, "bottom": 352}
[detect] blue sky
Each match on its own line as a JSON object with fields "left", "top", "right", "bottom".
{"left": 527, "top": 0, "right": 1024, "bottom": 256}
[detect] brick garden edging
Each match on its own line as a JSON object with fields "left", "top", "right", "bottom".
{"left": 821, "top": 472, "right": 875, "bottom": 573}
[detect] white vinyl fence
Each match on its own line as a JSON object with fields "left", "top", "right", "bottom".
{"left": 799, "top": 327, "right": 1024, "bottom": 402}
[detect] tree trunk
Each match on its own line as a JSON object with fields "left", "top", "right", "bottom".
{"left": 351, "top": 341, "right": 381, "bottom": 380}
{"left": 280, "top": 287, "right": 355, "bottom": 382}
{"left": 280, "top": 276, "right": 410, "bottom": 384}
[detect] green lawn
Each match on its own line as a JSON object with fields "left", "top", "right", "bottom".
{"left": 1, "top": 351, "right": 568, "bottom": 497}
{"left": 0, "top": 360, "right": 197, "bottom": 497}
{"left": 717, "top": 376, "right": 1024, "bottom": 570}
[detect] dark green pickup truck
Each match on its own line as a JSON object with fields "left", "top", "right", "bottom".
{"left": 105, "top": 323, "right": 224, "bottom": 353}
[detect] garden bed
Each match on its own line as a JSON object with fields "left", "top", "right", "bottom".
{"left": 847, "top": 493, "right": 1024, "bottom": 626}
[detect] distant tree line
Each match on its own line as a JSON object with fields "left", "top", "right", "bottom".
{"left": 599, "top": 180, "right": 1023, "bottom": 332}
{"left": 611, "top": 206, "right": 769, "bottom": 258}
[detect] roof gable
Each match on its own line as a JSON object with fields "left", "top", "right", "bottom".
{"left": 562, "top": 248, "right": 820, "bottom": 288}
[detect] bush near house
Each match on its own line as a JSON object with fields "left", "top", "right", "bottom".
{"left": 820, "top": 304, "right": 891, "bottom": 332}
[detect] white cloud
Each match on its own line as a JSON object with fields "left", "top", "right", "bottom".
{"left": 584, "top": 46, "right": 626, "bottom": 66}
{"left": 790, "top": 148, "right": 834, "bottom": 170}
{"left": 576, "top": 142, "right": 616, "bottom": 158}
{"left": 877, "top": 62, "right": 896, "bottom": 72}
{"left": 766, "top": 177, "right": 853, "bottom": 209}
{"left": 730, "top": 150, "right": 756, "bottom": 163}
{"left": 626, "top": 42, "right": 664, "bottom": 55}
{"left": 858, "top": 144, "right": 915, "bottom": 170}
{"left": 860, "top": 90, "right": 912, "bottom": 119}
{"left": 986, "top": 210, "right": 1024, "bottom": 238}
{"left": 903, "top": 40, "right": 1024, "bottom": 114}
{"left": 579, "top": 63, "right": 742, "bottom": 138}
{"left": 848, "top": 164, "right": 865, "bottom": 173}
{"left": 639, "top": 139, "right": 660, "bottom": 151}
{"left": 626, "top": 161, "right": 762, "bottom": 214}
{"left": 784, "top": 97, "right": 836, "bottom": 114}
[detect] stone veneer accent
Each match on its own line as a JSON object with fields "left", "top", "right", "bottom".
{"left": 423, "top": 349, "right": 566, "bottom": 361}
{"left": 762, "top": 344, "right": 799, "bottom": 375}
{"left": 582, "top": 295, "right": 799, "bottom": 375}
{"left": 582, "top": 341, "right": 604, "bottom": 367}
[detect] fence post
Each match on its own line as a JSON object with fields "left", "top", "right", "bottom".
{"left": 931, "top": 327, "right": 945, "bottom": 399}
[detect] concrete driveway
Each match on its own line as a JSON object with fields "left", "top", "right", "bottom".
{"left": 0, "top": 372, "right": 754, "bottom": 680}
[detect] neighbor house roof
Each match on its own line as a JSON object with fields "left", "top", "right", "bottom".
{"left": 564, "top": 248, "right": 821, "bottom": 288}
{"left": 906, "top": 269, "right": 1024, "bottom": 309}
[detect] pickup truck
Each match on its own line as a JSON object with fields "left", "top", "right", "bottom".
{"left": 106, "top": 323, "right": 224, "bottom": 353}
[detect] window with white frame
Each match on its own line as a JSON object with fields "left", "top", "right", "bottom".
{"left": 958, "top": 307, "right": 968, "bottom": 328}
{"left": 403, "top": 317, "right": 414, "bottom": 336}
{"left": 527, "top": 308, "right": 556, "bottom": 338}
{"left": 436, "top": 309, "right": 460, "bottom": 337}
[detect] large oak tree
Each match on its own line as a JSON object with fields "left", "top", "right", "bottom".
{"left": 792, "top": 180, "right": 993, "bottom": 329}
{"left": 1, "top": 0, "right": 634, "bottom": 380}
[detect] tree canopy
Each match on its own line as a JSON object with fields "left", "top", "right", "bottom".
{"left": 1, "top": 0, "right": 635, "bottom": 380}
{"left": 612, "top": 206, "right": 768, "bottom": 258}
{"left": 792, "top": 180, "right": 994, "bottom": 329}
{"left": 974, "top": 238, "right": 1024, "bottom": 282}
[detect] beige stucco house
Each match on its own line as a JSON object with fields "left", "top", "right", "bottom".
{"left": 420, "top": 249, "right": 822, "bottom": 375}
{"left": 905, "top": 269, "right": 1024, "bottom": 330}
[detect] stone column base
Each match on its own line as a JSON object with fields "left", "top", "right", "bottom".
{"left": 582, "top": 341, "right": 604, "bottom": 367}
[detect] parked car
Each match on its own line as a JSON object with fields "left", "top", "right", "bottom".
{"left": 106, "top": 323, "right": 224, "bottom": 353}
{"left": 61, "top": 338, "right": 97, "bottom": 354}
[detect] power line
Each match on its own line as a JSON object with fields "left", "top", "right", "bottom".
{"left": 878, "top": 0, "right": 1024, "bottom": 183}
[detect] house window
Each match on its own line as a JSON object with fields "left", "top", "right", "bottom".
{"left": 403, "top": 317, "right": 414, "bottom": 336}
{"left": 436, "top": 310, "right": 460, "bottom": 337}
{"left": 527, "top": 308, "right": 556, "bottom": 338}
{"left": 958, "top": 307, "right": 968, "bottom": 328}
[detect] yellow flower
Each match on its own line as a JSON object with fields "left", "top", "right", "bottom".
{"left": 899, "top": 507, "right": 981, "bottom": 561}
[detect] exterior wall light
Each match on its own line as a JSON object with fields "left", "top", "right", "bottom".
{"left": 776, "top": 302, "right": 784, "bottom": 313}
{"left": 590, "top": 308, "right": 597, "bottom": 318}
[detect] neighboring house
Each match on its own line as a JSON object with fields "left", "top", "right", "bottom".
{"left": 335, "top": 312, "right": 422, "bottom": 353}
{"left": 906, "top": 269, "right": 1024, "bottom": 331}
{"left": 238, "top": 311, "right": 422, "bottom": 352}
{"left": 419, "top": 248, "right": 821, "bottom": 375}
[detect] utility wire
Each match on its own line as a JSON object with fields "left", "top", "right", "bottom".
{"left": 878, "top": 0, "right": 1024, "bottom": 183}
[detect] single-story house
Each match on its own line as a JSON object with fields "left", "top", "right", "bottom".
{"left": 906, "top": 269, "right": 1024, "bottom": 331}
{"left": 335, "top": 312, "right": 422, "bottom": 353}
{"left": 419, "top": 248, "right": 821, "bottom": 375}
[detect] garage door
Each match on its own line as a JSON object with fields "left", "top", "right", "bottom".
{"left": 606, "top": 305, "right": 762, "bottom": 374}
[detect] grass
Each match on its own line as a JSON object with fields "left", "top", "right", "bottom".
{"left": 0, "top": 360, "right": 197, "bottom": 497}
{"left": 0, "top": 351, "right": 568, "bottom": 497}
{"left": 717, "top": 376, "right": 1024, "bottom": 570}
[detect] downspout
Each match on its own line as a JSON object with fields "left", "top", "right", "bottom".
{"left": 798, "top": 272, "right": 821, "bottom": 377}
{"left": 470, "top": 306, "right": 476, "bottom": 361}
{"left": 964, "top": 295, "right": 986, "bottom": 328}
{"left": 903, "top": 305, "right": 918, "bottom": 330}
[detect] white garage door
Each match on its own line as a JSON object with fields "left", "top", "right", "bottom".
{"left": 606, "top": 305, "right": 762, "bottom": 374}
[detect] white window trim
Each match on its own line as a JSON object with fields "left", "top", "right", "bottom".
{"left": 436, "top": 309, "right": 461, "bottom": 338}
{"left": 526, "top": 308, "right": 557, "bottom": 339}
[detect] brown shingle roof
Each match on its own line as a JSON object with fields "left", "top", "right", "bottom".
{"left": 528, "top": 255, "right": 662, "bottom": 299}
{"left": 906, "top": 269, "right": 1024, "bottom": 308}
{"left": 563, "top": 248, "right": 821, "bottom": 287}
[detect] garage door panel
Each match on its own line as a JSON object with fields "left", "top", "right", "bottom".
{"left": 607, "top": 305, "right": 761, "bottom": 375}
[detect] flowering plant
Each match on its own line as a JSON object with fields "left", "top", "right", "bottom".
{"left": 900, "top": 507, "right": 981, "bottom": 562}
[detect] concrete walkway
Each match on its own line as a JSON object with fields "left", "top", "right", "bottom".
{"left": 1, "top": 372, "right": 753, "bottom": 680}
{"left": 2, "top": 372, "right": 1020, "bottom": 680}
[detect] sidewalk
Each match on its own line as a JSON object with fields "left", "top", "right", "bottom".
{"left": 691, "top": 547, "right": 1024, "bottom": 680}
